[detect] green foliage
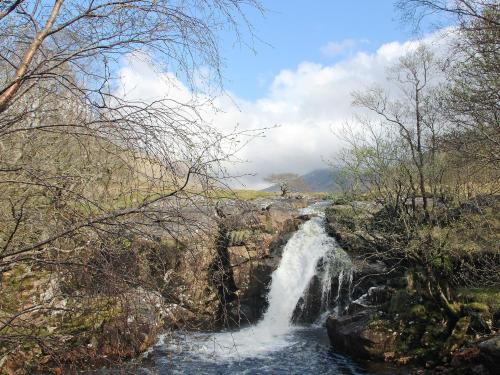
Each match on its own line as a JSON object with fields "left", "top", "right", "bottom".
{"left": 332, "top": 195, "right": 352, "bottom": 205}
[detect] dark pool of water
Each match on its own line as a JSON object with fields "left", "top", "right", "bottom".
{"left": 96, "top": 327, "right": 404, "bottom": 375}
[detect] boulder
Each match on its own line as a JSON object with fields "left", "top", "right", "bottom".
{"left": 478, "top": 334, "right": 500, "bottom": 372}
{"left": 326, "top": 309, "right": 396, "bottom": 360}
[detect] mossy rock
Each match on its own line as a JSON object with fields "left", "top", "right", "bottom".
{"left": 397, "top": 324, "right": 425, "bottom": 353}
{"left": 443, "top": 316, "right": 471, "bottom": 354}
{"left": 461, "top": 302, "right": 493, "bottom": 334}
{"left": 463, "top": 302, "right": 490, "bottom": 314}
{"left": 457, "top": 287, "right": 500, "bottom": 321}
{"left": 420, "top": 323, "right": 447, "bottom": 349}
{"left": 228, "top": 230, "right": 252, "bottom": 246}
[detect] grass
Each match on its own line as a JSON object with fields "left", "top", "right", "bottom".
{"left": 456, "top": 287, "right": 500, "bottom": 312}
{"left": 208, "top": 189, "right": 278, "bottom": 201}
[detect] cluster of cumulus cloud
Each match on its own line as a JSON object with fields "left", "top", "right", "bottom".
{"left": 117, "top": 29, "right": 452, "bottom": 189}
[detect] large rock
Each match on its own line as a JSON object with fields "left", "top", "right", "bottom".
{"left": 350, "top": 259, "right": 390, "bottom": 299}
{"left": 326, "top": 309, "right": 396, "bottom": 360}
{"left": 478, "top": 334, "right": 500, "bottom": 372}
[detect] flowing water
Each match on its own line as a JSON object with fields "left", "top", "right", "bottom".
{"left": 120, "top": 203, "right": 397, "bottom": 374}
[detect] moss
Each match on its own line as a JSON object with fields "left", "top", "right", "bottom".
{"left": 122, "top": 238, "right": 132, "bottom": 248}
{"left": 368, "top": 314, "right": 388, "bottom": 329}
{"left": 420, "top": 323, "right": 447, "bottom": 349}
{"left": 457, "top": 287, "right": 500, "bottom": 312}
{"left": 443, "top": 316, "right": 471, "bottom": 353}
{"left": 0, "top": 266, "right": 50, "bottom": 313}
{"left": 61, "top": 299, "right": 123, "bottom": 335}
{"left": 228, "top": 230, "right": 252, "bottom": 246}
{"left": 463, "top": 302, "right": 490, "bottom": 314}
{"left": 409, "top": 304, "right": 427, "bottom": 319}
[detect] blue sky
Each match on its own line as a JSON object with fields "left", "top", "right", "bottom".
{"left": 220, "top": 0, "right": 413, "bottom": 100}
{"left": 123, "top": 1, "right": 452, "bottom": 188}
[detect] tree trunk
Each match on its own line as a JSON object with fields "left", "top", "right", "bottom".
{"left": 0, "top": 0, "right": 64, "bottom": 113}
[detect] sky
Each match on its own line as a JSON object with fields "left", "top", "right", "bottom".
{"left": 118, "top": 1, "right": 452, "bottom": 189}
{"left": 219, "top": 0, "right": 413, "bottom": 101}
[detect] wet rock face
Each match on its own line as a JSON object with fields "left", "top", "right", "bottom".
{"left": 292, "top": 249, "right": 353, "bottom": 324}
{"left": 216, "top": 198, "right": 310, "bottom": 328}
{"left": 292, "top": 274, "right": 324, "bottom": 324}
{"left": 209, "top": 222, "right": 239, "bottom": 326}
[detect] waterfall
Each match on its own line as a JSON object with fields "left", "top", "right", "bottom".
{"left": 259, "top": 216, "right": 337, "bottom": 330}
{"left": 186, "top": 203, "right": 352, "bottom": 360}
{"left": 292, "top": 218, "right": 353, "bottom": 324}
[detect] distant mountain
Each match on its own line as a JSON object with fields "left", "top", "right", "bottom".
{"left": 262, "top": 168, "right": 344, "bottom": 193}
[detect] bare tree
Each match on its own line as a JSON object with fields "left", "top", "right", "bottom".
{"left": 397, "top": 0, "right": 500, "bottom": 173}
{"left": 264, "top": 173, "right": 310, "bottom": 197}
{"left": 0, "top": 0, "right": 265, "bottom": 371}
{"left": 396, "top": 0, "right": 499, "bottom": 31}
{"left": 352, "top": 45, "right": 447, "bottom": 218}
{"left": 340, "top": 38, "right": 499, "bottom": 325}
{"left": 0, "top": 0, "right": 265, "bottom": 267}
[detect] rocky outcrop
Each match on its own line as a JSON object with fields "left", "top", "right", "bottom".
{"left": 0, "top": 197, "right": 311, "bottom": 373}
{"left": 223, "top": 198, "right": 310, "bottom": 326}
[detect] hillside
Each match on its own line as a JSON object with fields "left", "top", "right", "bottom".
{"left": 262, "top": 168, "right": 343, "bottom": 193}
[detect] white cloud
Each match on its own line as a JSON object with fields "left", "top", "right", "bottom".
{"left": 117, "top": 30, "right": 452, "bottom": 189}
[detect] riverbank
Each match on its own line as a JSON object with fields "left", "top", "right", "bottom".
{"left": 323, "top": 197, "right": 500, "bottom": 374}
{"left": 3, "top": 195, "right": 497, "bottom": 374}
